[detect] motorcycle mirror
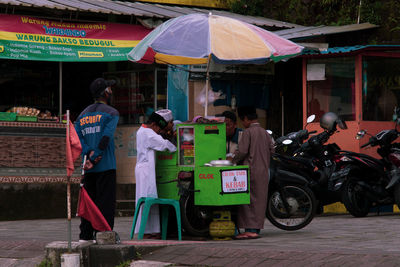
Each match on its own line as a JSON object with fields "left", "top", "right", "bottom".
{"left": 356, "top": 130, "right": 366, "bottom": 140}
{"left": 306, "top": 115, "right": 316, "bottom": 124}
{"left": 266, "top": 130, "right": 273, "bottom": 135}
{"left": 282, "top": 139, "right": 293, "bottom": 145}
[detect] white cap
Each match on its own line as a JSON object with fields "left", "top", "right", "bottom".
{"left": 156, "top": 109, "right": 173, "bottom": 122}
{"left": 172, "top": 120, "right": 182, "bottom": 131}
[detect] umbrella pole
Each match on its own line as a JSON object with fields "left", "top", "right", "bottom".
{"left": 204, "top": 58, "right": 210, "bottom": 117}
{"left": 66, "top": 110, "right": 72, "bottom": 252}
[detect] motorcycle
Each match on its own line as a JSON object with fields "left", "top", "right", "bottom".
{"left": 339, "top": 117, "right": 400, "bottom": 217}
{"left": 267, "top": 140, "right": 317, "bottom": 231}
{"left": 274, "top": 113, "right": 348, "bottom": 211}
{"left": 274, "top": 115, "right": 317, "bottom": 156}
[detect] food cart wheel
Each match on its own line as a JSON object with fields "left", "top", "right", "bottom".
{"left": 180, "top": 193, "right": 213, "bottom": 237}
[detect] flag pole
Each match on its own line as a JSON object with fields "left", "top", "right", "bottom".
{"left": 66, "top": 110, "right": 72, "bottom": 253}
{"left": 76, "top": 155, "right": 86, "bottom": 216}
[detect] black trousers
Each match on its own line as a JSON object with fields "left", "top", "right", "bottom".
{"left": 79, "top": 169, "right": 116, "bottom": 240}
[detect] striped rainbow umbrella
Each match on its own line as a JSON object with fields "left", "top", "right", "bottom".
{"left": 128, "top": 13, "right": 303, "bottom": 115}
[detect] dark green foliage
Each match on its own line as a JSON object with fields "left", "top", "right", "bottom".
{"left": 228, "top": 0, "right": 400, "bottom": 43}
{"left": 37, "top": 259, "right": 52, "bottom": 267}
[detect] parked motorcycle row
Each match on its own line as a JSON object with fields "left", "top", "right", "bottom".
{"left": 269, "top": 108, "right": 400, "bottom": 232}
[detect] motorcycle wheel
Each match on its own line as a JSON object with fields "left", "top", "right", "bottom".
{"left": 342, "top": 178, "right": 371, "bottom": 217}
{"left": 266, "top": 184, "right": 317, "bottom": 231}
{"left": 179, "top": 193, "right": 213, "bottom": 237}
{"left": 393, "top": 183, "right": 400, "bottom": 209}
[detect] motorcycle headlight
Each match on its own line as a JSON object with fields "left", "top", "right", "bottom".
{"left": 334, "top": 182, "right": 343, "bottom": 191}
{"left": 340, "top": 156, "right": 351, "bottom": 162}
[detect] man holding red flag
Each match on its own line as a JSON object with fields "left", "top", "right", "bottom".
{"left": 75, "top": 77, "right": 119, "bottom": 241}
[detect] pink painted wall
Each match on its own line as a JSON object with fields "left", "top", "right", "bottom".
{"left": 305, "top": 121, "right": 397, "bottom": 158}
{"left": 305, "top": 121, "right": 360, "bottom": 152}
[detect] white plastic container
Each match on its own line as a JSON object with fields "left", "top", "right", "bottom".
{"left": 61, "top": 253, "right": 80, "bottom": 267}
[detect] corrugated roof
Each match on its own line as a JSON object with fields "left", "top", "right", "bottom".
{"left": 2, "top": 0, "right": 31, "bottom": 6}
{"left": 302, "top": 45, "right": 400, "bottom": 56}
{"left": 0, "top": 0, "right": 301, "bottom": 29}
{"left": 17, "top": 0, "right": 68, "bottom": 9}
{"left": 274, "top": 23, "right": 379, "bottom": 40}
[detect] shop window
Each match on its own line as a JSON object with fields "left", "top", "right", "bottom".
{"left": 104, "top": 69, "right": 167, "bottom": 125}
{"left": 0, "top": 60, "right": 58, "bottom": 115}
{"left": 362, "top": 56, "right": 400, "bottom": 121}
{"left": 306, "top": 57, "right": 356, "bottom": 121}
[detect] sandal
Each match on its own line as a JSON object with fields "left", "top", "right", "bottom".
{"left": 245, "top": 232, "right": 260, "bottom": 239}
{"left": 233, "top": 232, "right": 260, "bottom": 240}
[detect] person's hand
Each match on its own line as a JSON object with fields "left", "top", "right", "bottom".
{"left": 84, "top": 151, "right": 102, "bottom": 170}
{"left": 84, "top": 159, "right": 94, "bottom": 170}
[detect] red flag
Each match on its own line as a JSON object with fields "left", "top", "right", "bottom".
{"left": 66, "top": 121, "right": 82, "bottom": 177}
{"left": 77, "top": 187, "right": 112, "bottom": 232}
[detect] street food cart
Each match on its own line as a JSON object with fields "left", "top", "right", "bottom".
{"left": 155, "top": 121, "right": 250, "bottom": 236}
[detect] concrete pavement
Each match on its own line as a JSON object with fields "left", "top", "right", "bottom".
{"left": 1, "top": 213, "right": 400, "bottom": 266}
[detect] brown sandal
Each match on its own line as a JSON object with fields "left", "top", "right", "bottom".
{"left": 233, "top": 232, "right": 260, "bottom": 240}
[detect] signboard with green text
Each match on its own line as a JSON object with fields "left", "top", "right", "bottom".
{"left": 0, "top": 14, "right": 151, "bottom": 62}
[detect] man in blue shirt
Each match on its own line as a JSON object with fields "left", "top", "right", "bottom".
{"left": 75, "top": 77, "right": 119, "bottom": 241}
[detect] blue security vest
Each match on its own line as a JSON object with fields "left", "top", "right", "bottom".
{"left": 75, "top": 102, "right": 119, "bottom": 173}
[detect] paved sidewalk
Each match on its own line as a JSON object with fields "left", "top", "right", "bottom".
{"left": 1, "top": 214, "right": 400, "bottom": 266}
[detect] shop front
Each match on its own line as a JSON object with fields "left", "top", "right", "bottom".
{"left": 0, "top": 13, "right": 162, "bottom": 219}
{"left": 302, "top": 45, "right": 400, "bottom": 213}
{"left": 303, "top": 45, "right": 400, "bottom": 157}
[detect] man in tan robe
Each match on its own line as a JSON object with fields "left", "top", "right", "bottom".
{"left": 233, "top": 106, "right": 274, "bottom": 239}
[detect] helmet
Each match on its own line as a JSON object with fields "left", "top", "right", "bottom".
{"left": 320, "top": 112, "right": 347, "bottom": 132}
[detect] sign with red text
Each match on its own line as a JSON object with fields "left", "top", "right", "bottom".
{"left": 221, "top": 169, "right": 248, "bottom": 193}
{"left": 0, "top": 14, "right": 151, "bottom": 61}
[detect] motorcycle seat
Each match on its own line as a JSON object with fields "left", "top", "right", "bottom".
{"left": 272, "top": 153, "right": 314, "bottom": 168}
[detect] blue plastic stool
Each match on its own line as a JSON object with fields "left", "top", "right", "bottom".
{"left": 130, "top": 197, "right": 182, "bottom": 241}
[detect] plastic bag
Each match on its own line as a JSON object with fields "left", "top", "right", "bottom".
{"left": 195, "top": 84, "right": 224, "bottom": 107}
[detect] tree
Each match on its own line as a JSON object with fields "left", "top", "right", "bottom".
{"left": 228, "top": 0, "right": 400, "bottom": 43}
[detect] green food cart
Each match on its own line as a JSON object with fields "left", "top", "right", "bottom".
{"left": 156, "top": 122, "right": 250, "bottom": 236}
